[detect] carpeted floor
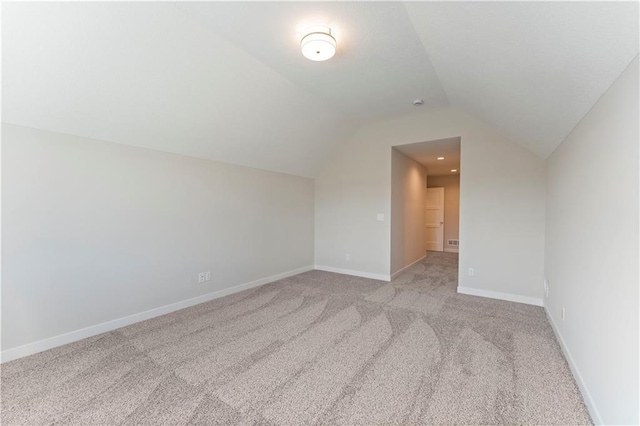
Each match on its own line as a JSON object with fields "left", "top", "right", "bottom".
{"left": 1, "top": 252, "right": 592, "bottom": 425}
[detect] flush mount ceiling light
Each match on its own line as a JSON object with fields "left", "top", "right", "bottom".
{"left": 301, "top": 26, "right": 336, "bottom": 61}
{"left": 413, "top": 99, "right": 424, "bottom": 106}
{"left": 437, "top": 156, "right": 445, "bottom": 160}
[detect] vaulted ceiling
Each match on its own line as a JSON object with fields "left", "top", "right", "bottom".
{"left": 2, "top": 2, "right": 638, "bottom": 177}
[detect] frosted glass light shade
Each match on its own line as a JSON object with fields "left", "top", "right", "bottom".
{"left": 301, "top": 29, "right": 336, "bottom": 61}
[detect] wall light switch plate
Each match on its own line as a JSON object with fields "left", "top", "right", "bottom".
{"left": 376, "top": 213, "right": 384, "bottom": 221}
{"left": 205, "top": 271, "right": 211, "bottom": 281}
{"left": 543, "top": 279, "right": 549, "bottom": 298}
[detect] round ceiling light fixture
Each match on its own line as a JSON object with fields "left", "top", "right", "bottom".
{"left": 413, "top": 99, "right": 424, "bottom": 106}
{"left": 301, "top": 26, "right": 336, "bottom": 61}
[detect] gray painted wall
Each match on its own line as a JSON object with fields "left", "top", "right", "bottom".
{"left": 1, "top": 124, "right": 315, "bottom": 351}
{"left": 315, "top": 107, "right": 546, "bottom": 301}
{"left": 544, "top": 56, "right": 639, "bottom": 425}
{"left": 391, "top": 148, "right": 427, "bottom": 275}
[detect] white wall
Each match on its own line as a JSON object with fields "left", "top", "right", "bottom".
{"left": 544, "top": 56, "right": 639, "bottom": 425}
{"left": 427, "top": 174, "right": 460, "bottom": 251}
{"left": 315, "top": 107, "right": 546, "bottom": 302}
{"left": 1, "top": 124, "right": 315, "bottom": 354}
{"left": 391, "top": 148, "right": 427, "bottom": 275}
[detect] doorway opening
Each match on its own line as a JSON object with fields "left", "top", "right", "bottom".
{"left": 390, "top": 137, "right": 461, "bottom": 279}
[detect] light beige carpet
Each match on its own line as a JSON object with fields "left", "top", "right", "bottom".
{"left": 1, "top": 252, "right": 592, "bottom": 425}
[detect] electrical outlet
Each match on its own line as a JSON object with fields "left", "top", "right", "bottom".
{"left": 205, "top": 271, "right": 211, "bottom": 281}
{"left": 346, "top": 253, "right": 350, "bottom": 261}
{"left": 562, "top": 307, "right": 565, "bottom": 320}
{"left": 198, "top": 272, "right": 205, "bottom": 283}
{"left": 468, "top": 268, "right": 474, "bottom": 276}
{"left": 544, "top": 279, "right": 549, "bottom": 298}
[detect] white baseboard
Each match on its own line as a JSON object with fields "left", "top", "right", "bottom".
{"left": 456, "top": 286, "right": 543, "bottom": 307}
{"left": 390, "top": 255, "right": 426, "bottom": 280}
{"left": 1, "top": 265, "right": 314, "bottom": 363}
{"left": 444, "top": 248, "right": 459, "bottom": 253}
{"left": 314, "top": 265, "right": 390, "bottom": 282}
{"left": 544, "top": 307, "right": 603, "bottom": 425}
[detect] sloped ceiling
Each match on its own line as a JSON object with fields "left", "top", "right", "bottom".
{"left": 2, "top": 2, "right": 638, "bottom": 176}
{"left": 405, "top": 1, "right": 639, "bottom": 158}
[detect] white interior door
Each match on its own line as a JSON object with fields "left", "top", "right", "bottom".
{"left": 425, "top": 187, "right": 445, "bottom": 252}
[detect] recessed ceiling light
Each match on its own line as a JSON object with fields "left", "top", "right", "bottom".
{"left": 437, "top": 157, "right": 445, "bottom": 160}
{"left": 413, "top": 99, "right": 424, "bottom": 106}
{"left": 451, "top": 169, "right": 458, "bottom": 172}
{"left": 301, "top": 26, "right": 336, "bottom": 61}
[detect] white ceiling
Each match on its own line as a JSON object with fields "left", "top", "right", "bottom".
{"left": 406, "top": 1, "right": 639, "bottom": 158}
{"left": 394, "top": 137, "right": 461, "bottom": 176}
{"left": 174, "top": 2, "right": 449, "bottom": 120}
{"left": 2, "top": 2, "right": 638, "bottom": 176}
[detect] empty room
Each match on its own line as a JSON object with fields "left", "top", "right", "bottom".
{"left": 1, "top": 2, "right": 638, "bottom": 425}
